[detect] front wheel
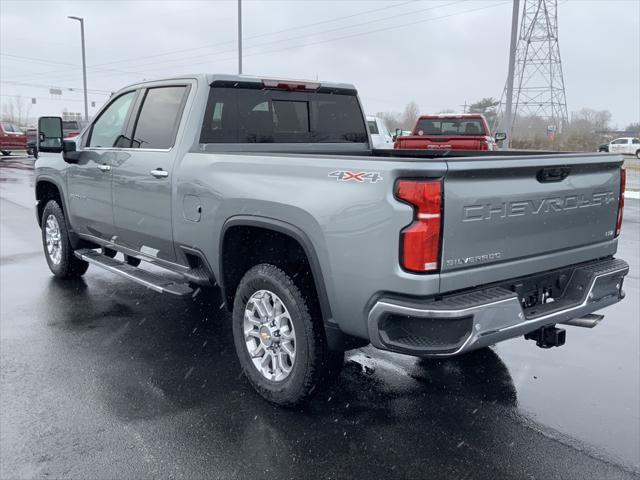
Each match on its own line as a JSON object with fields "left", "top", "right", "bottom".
{"left": 636, "top": 149, "right": 640, "bottom": 159}
{"left": 232, "top": 264, "right": 342, "bottom": 406}
{"left": 41, "top": 200, "right": 89, "bottom": 278}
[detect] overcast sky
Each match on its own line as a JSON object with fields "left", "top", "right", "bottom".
{"left": 1, "top": 0, "right": 638, "bottom": 127}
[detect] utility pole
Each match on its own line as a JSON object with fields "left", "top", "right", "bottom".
{"left": 68, "top": 16, "right": 88, "bottom": 121}
{"left": 503, "top": 0, "right": 519, "bottom": 148}
{"left": 237, "top": 0, "right": 243, "bottom": 75}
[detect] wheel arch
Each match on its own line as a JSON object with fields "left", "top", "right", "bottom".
{"left": 219, "top": 216, "right": 333, "bottom": 327}
{"left": 35, "top": 177, "right": 66, "bottom": 228}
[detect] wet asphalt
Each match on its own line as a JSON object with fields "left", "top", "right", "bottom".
{"left": 1, "top": 155, "right": 639, "bottom": 480}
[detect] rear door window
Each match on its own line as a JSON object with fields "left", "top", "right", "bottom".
{"left": 368, "top": 120, "right": 379, "bottom": 135}
{"left": 200, "top": 87, "right": 367, "bottom": 144}
{"left": 131, "top": 86, "right": 189, "bottom": 149}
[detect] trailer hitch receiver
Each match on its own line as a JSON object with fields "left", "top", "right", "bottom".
{"left": 524, "top": 326, "right": 566, "bottom": 349}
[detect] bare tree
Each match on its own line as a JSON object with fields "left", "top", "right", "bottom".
{"left": 510, "top": 108, "right": 613, "bottom": 152}
{"left": 375, "top": 111, "right": 401, "bottom": 132}
{"left": 375, "top": 101, "right": 421, "bottom": 133}
{"left": 399, "top": 101, "right": 420, "bottom": 130}
{"left": 1, "top": 96, "right": 32, "bottom": 127}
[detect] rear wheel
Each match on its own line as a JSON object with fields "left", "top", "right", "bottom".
{"left": 636, "top": 149, "right": 640, "bottom": 159}
{"left": 232, "top": 263, "right": 342, "bottom": 406}
{"left": 1, "top": 151, "right": 10, "bottom": 156}
{"left": 41, "top": 200, "right": 89, "bottom": 278}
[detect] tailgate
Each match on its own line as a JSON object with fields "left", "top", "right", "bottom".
{"left": 440, "top": 154, "right": 623, "bottom": 275}
{"left": 397, "top": 136, "right": 482, "bottom": 150}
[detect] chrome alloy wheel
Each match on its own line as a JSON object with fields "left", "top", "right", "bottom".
{"left": 45, "top": 214, "right": 62, "bottom": 265}
{"left": 243, "top": 289, "right": 296, "bottom": 382}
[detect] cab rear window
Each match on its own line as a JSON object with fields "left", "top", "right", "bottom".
{"left": 415, "top": 118, "right": 486, "bottom": 136}
{"left": 200, "top": 86, "right": 367, "bottom": 144}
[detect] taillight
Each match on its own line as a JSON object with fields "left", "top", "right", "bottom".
{"left": 615, "top": 167, "right": 626, "bottom": 237}
{"left": 395, "top": 179, "right": 442, "bottom": 272}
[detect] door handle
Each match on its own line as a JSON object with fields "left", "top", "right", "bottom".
{"left": 150, "top": 169, "right": 169, "bottom": 178}
{"left": 98, "top": 164, "right": 111, "bottom": 172}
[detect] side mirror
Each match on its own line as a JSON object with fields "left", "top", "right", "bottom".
{"left": 62, "top": 139, "right": 80, "bottom": 164}
{"left": 38, "top": 117, "right": 63, "bottom": 153}
{"left": 495, "top": 132, "right": 507, "bottom": 141}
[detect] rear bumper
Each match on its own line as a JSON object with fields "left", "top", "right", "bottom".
{"left": 367, "top": 257, "right": 629, "bottom": 357}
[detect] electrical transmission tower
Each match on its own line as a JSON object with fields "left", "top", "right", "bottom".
{"left": 498, "top": 0, "right": 569, "bottom": 146}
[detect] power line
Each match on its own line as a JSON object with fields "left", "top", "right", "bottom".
{"left": 44, "top": 0, "right": 479, "bottom": 82}
{"left": 0, "top": 94, "right": 106, "bottom": 105}
{"left": 140, "top": 1, "right": 510, "bottom": 75}
{"left": 3, "top": 1, "right": 508, "bottom": 88}
{"left": 88, "top": 0, "right": 420, "bottom": 69}
{"left": 0, "top": 80, "right": 112, "bottom": 95}
{"left": 2, "top": 0, "right": 419, "bottom": 84}
{"left": 87, "top": 0, "right": 465, "bottom": 74}
{"left": 0, "top": 53, "right": 140, "bottom": 75}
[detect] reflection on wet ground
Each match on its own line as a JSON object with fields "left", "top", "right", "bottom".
{"left": 1, "top": 156, "right": 638, "bottom": 479}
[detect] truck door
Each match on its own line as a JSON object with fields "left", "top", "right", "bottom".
{"left": 609, "top": 138, "right": 626, "bottom": 154}
{"left": 111, "top": 84, "right": 190, "bottom": 263}
{"left": 68, "top": 90, "right": 138, "bottom": 241}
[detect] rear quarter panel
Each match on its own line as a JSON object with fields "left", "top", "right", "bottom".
{"left": 174, "top": 152, "right": 447, "bottom": 339}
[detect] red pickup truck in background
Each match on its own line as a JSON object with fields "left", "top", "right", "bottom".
{"left": 393, "top": 114, "right": 506, "bottom": 151}
{"left": 1, "top": 121, "right": 28, "bottom": 156}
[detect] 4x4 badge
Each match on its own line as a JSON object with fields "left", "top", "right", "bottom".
{"left": 328, "top": 171, "right": 382, "bottom": 183}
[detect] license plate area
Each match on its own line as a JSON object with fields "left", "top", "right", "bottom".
{"left": 503, "top": 260, "right": 627, "bottom": 319}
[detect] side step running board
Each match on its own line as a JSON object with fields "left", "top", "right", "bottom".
{"left": 75, "top": 249, "right": 193, "bottom": 297}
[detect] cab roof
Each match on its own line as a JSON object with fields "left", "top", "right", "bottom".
{"left": 116, "top": 73, "right": 357, "bottom": 94}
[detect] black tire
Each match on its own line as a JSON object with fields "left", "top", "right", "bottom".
{"left": 125, "top": 255, "right": 141, "bottom": 267}
{"left": 636, "top": 149, "right": 640, "bottom": 159}
{"left": 41, "top": 200, "right": 89, "bottom": 278}
{"left": 1, "top": 151, "right": 10, "bottom": 156}
{"left": 232, "top": 263, "right": 342, "bottom": 406}
{"left": 26, "top": 147, "right": 34, "bottom": 156}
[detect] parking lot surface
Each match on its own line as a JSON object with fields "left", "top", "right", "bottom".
{"left": 1, "top": 155, "right": 639, "bottom": 479}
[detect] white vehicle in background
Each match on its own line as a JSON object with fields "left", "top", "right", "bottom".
{"left": 366, "top": 116, "right": 393, "bottom": 149}
{"left": 608, "top": 137, "right": 640, "bottom": 158}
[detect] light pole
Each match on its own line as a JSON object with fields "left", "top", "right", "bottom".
{"left": 68, "top": 16, "right": 89, "bottom": 121}
{"left": 237, "top": 0, "right": 242, "bottom": 75}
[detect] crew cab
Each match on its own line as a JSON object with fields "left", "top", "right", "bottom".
{"left": 1, "top": 121, "right": 27, "bottom": 156}
{"left": 35, "top": 74, "right": 628, "bottom": 406}
{"left": 607, "top": 137, "right": 640, "bottom": 158}
{"left": 394, "top": 113, "right": 505, "bottom": 151}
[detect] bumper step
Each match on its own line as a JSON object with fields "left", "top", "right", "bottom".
{"left": 368, "top": 257, "right": 629, "bottom": 356}
{"left": 75, "top": 249, "right": 193, "bottom": 297}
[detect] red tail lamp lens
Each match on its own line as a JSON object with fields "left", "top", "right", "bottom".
{"left": 395, "top": 180, "right": 442, "bottom": 272}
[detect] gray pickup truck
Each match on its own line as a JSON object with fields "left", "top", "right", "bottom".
{"left": 35, "top": 74, "right": 629, "bottom": 406}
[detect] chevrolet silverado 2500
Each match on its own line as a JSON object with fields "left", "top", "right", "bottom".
{"left": 35, "top": 74, "right": 628, "bottom": 406}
